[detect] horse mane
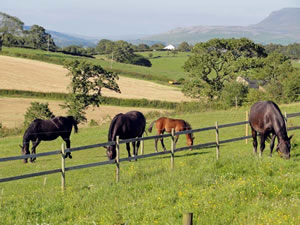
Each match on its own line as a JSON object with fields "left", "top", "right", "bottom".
{"left": 148, "top": 120, "right": 156, "bottom": 133}
{"left": 183, "top": 120, "right": 194, "bottom": 138}
{"left": 108, "top": 113, "right": 123, "bottom": 141}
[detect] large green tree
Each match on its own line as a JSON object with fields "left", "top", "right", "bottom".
{"left": 183, "top": 38, "right": 267, "bottom": 100}
{"left": 25, "top": 25, "right": 56, "bottom": 50}
{"left": 62, "top": 60, "right": 121, "bottom": 122}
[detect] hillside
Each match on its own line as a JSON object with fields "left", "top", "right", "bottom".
{"left": 0, "top": 55, "right": 190, "bottom": 102}
{"left": 142, "top": 8, "right": 300, "bottom": 45}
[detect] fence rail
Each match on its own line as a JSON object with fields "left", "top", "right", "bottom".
{"left": 0, "top": 112, "right": 299, "bottom": 187}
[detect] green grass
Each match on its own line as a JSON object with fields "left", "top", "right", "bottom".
{"left": 292, "top": 60, "right": 300, "bottom": 69}
{"left": 0, "top": 104, "right": 300, "bottom": 224}
{"left": 0, "top": 47, "right": 189, "bottom": 84}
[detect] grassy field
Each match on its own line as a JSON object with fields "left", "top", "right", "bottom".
{"left": 0, "top": 47, "right": 189, "bottom": 83}
{"left": 0, "top": 103, "right": 299, "bottom": 224}
{"left": 0, "top": 55, "right": 190, "bottom": 102}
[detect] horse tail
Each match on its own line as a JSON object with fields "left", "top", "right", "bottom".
{"left": 69, "top": 116, "right": 78, "bottom": 133}
{"left": 148, "top": 120, "right": 156, "bottom": 133}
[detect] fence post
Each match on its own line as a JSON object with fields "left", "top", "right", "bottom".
{"left": 215, "top": 122, "right": 220, "bottom": 160}
{"left": 284, "top": 111, "right": 288, "bottom": 128}
{"left": 61, "top": 143, "right": 66, "bottom": 192}
{"left": 115, "top": 136, "right": 120, "bottom": 183}
{"left": 140, "top": 134, "right": 144, "bottom": 155}
{"left": 171, "top": 128, "right": 175, "bottom": 169}
{"left": 245, "top": 111, "right": 249, "bottom": 144}
{"left": 182, "top": 212, "right": 193, "bottom": 225}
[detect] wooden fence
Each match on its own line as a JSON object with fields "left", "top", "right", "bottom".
{"left": 1, "top": 112, "right": 300, "bottom": 190}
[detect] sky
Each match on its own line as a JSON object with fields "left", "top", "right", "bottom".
{"left": 1, "top": 0, "right": 300, "bottom": 38}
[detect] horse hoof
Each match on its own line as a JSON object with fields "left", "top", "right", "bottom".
{"left": 69, "top": 155, "right": 72, "bottom": 159}
{"left": 23, "top": 160, "right": 28, "bottom": 163}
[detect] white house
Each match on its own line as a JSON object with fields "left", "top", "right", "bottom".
{"left": 163, "top": 44, "right": 176, "bottom": 50}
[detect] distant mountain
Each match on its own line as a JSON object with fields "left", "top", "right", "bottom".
{"left": 141, "top": 8, "right": 300, "bottom": 45}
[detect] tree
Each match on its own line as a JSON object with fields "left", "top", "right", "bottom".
{"left": 0, "top": 34, "right": 2, "bottom": 51}
{"left": 183, "top": 38, "right": 267, "bottom": 100}
{"left": 113, "top": 43, "right": 152, "bottom": 67}
{"left": 24, "top": 102, "right": 55, "bottom": 127}
{"left": 96, "top": 39, "right": 115, "bottom": 55}
{"left": 253, "top": 52, "right": 294, "bottom": 83}
{"left": 137, "top": 44, "right": 150, "bottom": 51}
{"left": 25, "top": 25, "right": 56, "bottom": 51}
{"left": 151, "top": 43, "right": 165, "bottom": 50}
{"left": 62, "top": 60, "right": 121, "bottom": 122}
{"left": 221, "top": 82, "right": 248, "bottom": 107}
{"left": 178, "top": 42, "right": 191, "bottom": 52}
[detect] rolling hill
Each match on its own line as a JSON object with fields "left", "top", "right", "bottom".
{"left": 142, "top": 8, "right": 300, "bottom": 45}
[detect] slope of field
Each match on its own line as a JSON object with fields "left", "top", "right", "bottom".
{"left": 0, "top": 97, "right": 167, "bottom": 128}
{"left": 0, "top": 104, "right": 299, "bottom": 224}
{"left": 0, "top": 55, "right": 190, "bottom": 102}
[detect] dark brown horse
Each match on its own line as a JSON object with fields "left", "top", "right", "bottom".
{"left": 148, "top": 117, "right": 194, "bottom": 152}
{"left": 105, "top": 111, "right": 146, "bottom": 160}
{"left": 21, "top": 116, "right": 78, "bottom": 163}
{"left": 249, "top": 101, "right": 292, "bottom": 159}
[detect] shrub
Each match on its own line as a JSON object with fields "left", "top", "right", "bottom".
{"left": 246, "top": 89, "right": 268, "bottom": 106}
{"left": 220, "top": 82, "right": 249, "bottom": 108}
{"left": 23, "top": 102, "right": 55, "bottom": 128}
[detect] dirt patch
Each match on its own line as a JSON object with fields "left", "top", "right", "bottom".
{"left": 0, "top": 55, "right": 190, "bottom": 102}
{"left": 0, "top": 97, "right": 167, "bottom": 128}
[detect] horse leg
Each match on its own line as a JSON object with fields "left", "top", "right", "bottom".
{"left": 251, "top": 128, "right": 258, "bottom": 155}
{"left": 269, "top": 134, "right": 277, "bottom": 157}
{"left": 259, "top": 134, "right": 266, "bottom": 158}
{"left": 160, "top": 137, "right": 167, "bottom": 151}
{"left": 64, "top": 139, "right": 72, "bottom": 159}
{"left": 126, "top": 143, "right": 131, "bottom": 160}
{"left": 154, "top": 138, "right": 159, "bottom": 152}
{"left": 132, "top": 141, "right": 137, "bottom": 161}
{"left": 136, "top": 140, "right": 141, "bottom": 155}
{"left": 30, "top": 139, "right": 40, "bottom": 162}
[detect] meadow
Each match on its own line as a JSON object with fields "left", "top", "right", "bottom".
{"left": 0, "top": 47, "right": 189, "bottom": 83}
{"left": 0, "top": 104, "right": 299, "bottom": 224}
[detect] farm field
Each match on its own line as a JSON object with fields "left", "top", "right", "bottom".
{"left": 0, "top": 55, "right": 190, "bottom": 102}
{"left": 1, "top": 47, "right": 189, "bottom": 83}
{"left": 0, "top": 97, "right": 167, "bottom": 128}
{"left": 0, "top": 104, "right": 299, "bottom": 224}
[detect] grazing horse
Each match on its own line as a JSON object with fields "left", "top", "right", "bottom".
{"left": 249, "top": 101, "right": 292, "bottom": 159}
{"left": 20, "top": 116, "right": 78, "bottom": 163}
{"left": 106, "top": 111, "right": 146, "bottom": 160}
{"left": 148, "top": 117, "right": 194, "bottom": 152}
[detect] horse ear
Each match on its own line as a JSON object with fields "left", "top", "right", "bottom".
{"left": 19, "top": 144, "right": 22, "bottom": 149}
{"left": 289, "top": 135, "right": 293, "bottom": 140}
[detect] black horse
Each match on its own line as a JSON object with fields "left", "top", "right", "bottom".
{"left": 20, "top": 116, "right": 78, "bottom": 163}
{"left": 249, "top": 101, "right": 292, "bottom": 159}
{"left": 105, "top": 111, "right": 146, "bottom": 160}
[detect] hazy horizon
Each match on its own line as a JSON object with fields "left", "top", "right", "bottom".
{"left": 2, "top": 0, "right": 300, "bottom": 37}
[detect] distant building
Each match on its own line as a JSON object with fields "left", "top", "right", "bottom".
{"left": 163, "top": 44, "right": 176, "bottom": 50}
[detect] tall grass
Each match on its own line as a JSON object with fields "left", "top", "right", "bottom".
{"left": 0, "top": 105, "right": 299, "bottom": 224}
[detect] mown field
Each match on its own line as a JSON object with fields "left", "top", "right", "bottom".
{"left": 0, "top": 55, "right": 190, "bottom": 102}
{"left": 0, "top": 97, "right": 169, "bottom": 128}
{"left": 0, "top": 47, "right": 189, "bottom": 83}
{"left": 0, "top": 104, "right": 299, "bottom": 224}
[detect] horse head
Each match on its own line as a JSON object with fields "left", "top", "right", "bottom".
{"left": 19, "top": 143, "right": 29, "bottom": 163}
{"left": 276, "top": 135, "right": 293, "bottom": 159}
{"left": 105, "top": 145, "right": 116, "bottom": 160}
